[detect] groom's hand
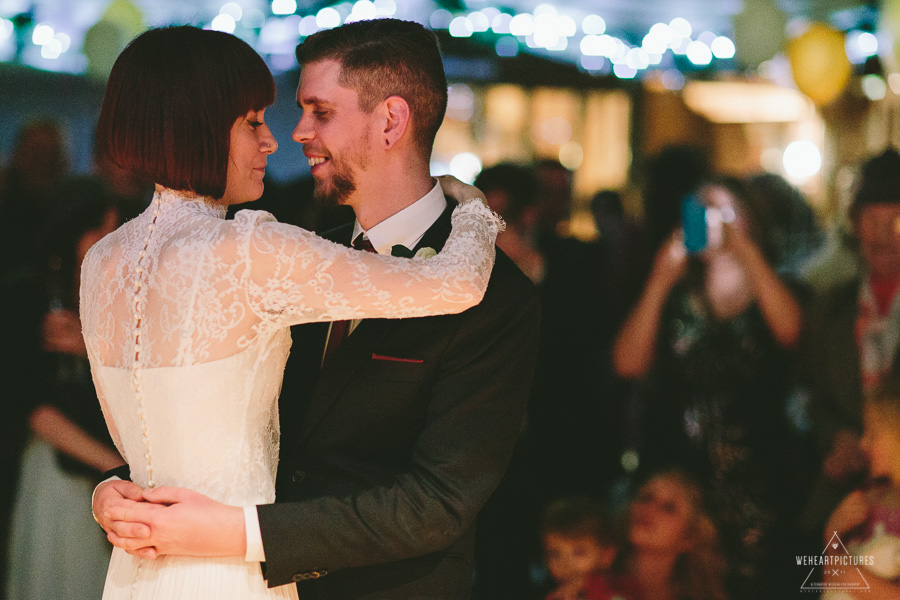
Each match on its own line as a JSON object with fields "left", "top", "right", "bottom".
{"left": 106, "top": 486, "right": 246, "bottom": 559}
{"left": 93, "top": 479, "right": 145, "bottom": 535}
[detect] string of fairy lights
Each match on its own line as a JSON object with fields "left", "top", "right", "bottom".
{"left": 0, "top": 0, "right": 879, "bottom": 84}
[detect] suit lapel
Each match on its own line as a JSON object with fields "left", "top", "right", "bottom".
{"left": 296, "top": 201, "right": 455, "bottom": 444}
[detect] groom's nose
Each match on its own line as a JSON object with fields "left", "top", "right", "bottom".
{"left": 292, "top": 117, "right": 313, "bottom": 144}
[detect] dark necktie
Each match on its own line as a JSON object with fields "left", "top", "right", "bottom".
{"left": 323, "top": 234, "right": 376, "bottom": 363}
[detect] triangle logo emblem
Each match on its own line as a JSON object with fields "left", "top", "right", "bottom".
{"left": 799, "top": 531, "right": 871, "bottom": 591}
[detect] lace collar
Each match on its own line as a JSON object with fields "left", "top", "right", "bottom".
{"left": 154, "top": 187, "right": 228, "bottom": 219}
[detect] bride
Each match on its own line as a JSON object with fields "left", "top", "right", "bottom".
{"left": 80, "top": 26, "right": 501, "bottom": 599}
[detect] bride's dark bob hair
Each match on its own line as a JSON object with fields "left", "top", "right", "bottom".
{"left": 96, "top": 26, "right": 275, "bottom": 199}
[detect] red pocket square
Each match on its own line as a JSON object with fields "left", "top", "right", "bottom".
{"left": 371, "top": 353, "right": 424, "bottom": 364}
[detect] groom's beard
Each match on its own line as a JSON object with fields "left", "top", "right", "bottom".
{"left": 313, "top": 134, "right": 371, "bottom": 206}
{"left": 314, "top": 170, "right": 356, "bottom": 206}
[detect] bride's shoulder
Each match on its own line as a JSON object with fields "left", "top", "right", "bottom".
{"left": 84, "top": 223, "right": 126, "bottom": 262}
{"left": 231, "top": 208, "right": 278, "bottom": 227}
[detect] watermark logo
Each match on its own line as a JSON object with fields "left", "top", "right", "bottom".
{"left": 797, "top": 531, "right": 872, "bottom": 592}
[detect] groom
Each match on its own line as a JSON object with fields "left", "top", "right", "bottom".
{"left": 94, "top": 18, "right": 540, "bottom": 598}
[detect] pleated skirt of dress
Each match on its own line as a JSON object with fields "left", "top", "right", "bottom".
{"left": 102, "top": 547, "right": 299, "bottom": 599}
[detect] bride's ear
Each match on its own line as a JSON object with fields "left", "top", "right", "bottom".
{"left": 380, "top": 96, "right": 410, "bottom": 149}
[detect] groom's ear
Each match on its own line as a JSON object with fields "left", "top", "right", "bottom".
{"left": 380, "top": 96, "right": 410, "bottom": 149}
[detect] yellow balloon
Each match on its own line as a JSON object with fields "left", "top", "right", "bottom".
{"left": 787, "top": 23, "right": 852, "bottom": 106}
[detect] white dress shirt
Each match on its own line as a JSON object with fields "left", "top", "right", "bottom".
{"left": 243, "top": 179, "right": 447, "bottom": 563}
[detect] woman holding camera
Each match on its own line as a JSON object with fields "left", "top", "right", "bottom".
{"left": 612, "top": 181, "right": 803, "bottom": 600}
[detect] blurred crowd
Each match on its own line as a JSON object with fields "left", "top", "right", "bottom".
{"left": 2, "top": 117, "right": 900, "bottom": 600}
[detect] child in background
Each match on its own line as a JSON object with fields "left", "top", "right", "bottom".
{"left": 824, "top": 375, "right": 900, "bottom": 598}
{"left": 623, "top": 469, "right": 726, "bottom": 600}
{"left": 541, "top": 496, "right": 641, "bottom": 600}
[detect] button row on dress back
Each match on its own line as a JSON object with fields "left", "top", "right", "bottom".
{"left": 131, "top": 195, "right": 162, "bottom": 488}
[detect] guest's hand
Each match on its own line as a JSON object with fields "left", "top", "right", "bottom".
{"left": 437, "top": 175, "right": 488, "bottom": 208}
{"left": 42, "top": 309, "right": 87, "bottom": 356}
{"left": 649, "top": 230, "right": 688, "bottom": 292}
{"left": 93, "top": 479, "right": 145, "bottom": 535}
{"left": 106, "top": 486, "right": 246, "bottom": 559}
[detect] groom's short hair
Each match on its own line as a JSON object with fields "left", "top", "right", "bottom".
{"left": 96, "top": 26, "right": 275, "bottom": 199}
{"left": 296, "top": 19, "right": 448, "bottom": 156}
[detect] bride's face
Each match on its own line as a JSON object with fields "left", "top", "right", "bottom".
{"left": 221, "top": 107, "right": 277, "bottom": 205}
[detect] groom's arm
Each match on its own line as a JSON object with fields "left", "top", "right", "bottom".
{"left": 258, "top": 259, "right": 540, "bottom": 585}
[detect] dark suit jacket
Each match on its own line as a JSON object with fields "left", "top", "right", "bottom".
{"left": 804, "top": 278, "right": 865, "bottom": 453}
{"left": 258, "top": 202, "right": 541, "bottom": 598}
{"left": 801, "top": 278, "right": 866, "bottom": 530}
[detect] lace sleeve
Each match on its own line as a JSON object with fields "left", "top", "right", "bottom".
{"left": 241, "top": 199, "right": 501, "bottom": 326}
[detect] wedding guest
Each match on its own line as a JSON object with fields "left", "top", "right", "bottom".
{"left": 3, "top": 182, "right": 121, "bottom": 600}
{"left": 0, "top": 119, "right": 69, "bottom": 282}
{"left": 533, "top": 159, "right": 575, "bottom": 240}
{"left": 474, "top": 162, "right": 544, "bottom": 283}
{"left": 822, "top": 373, "right": 900, "bottom": 598}
{"left": 541, "top": 496, "right": 640, "bottom": 600}
{"left": 613, "top": 180, "right": 803, "bottom": 598}
{"left": 742, "top": 173, "right": 824, "bottom": 277}
{"left": 590, "top": 189, "right": 644, "bottom": 318}
{"left": 622, "top": 469, "right": 726, "bottom": 600}
{"left": 802, "top": 149, "right": 900, "bottom": 542}
{"left": 639, "top": 145, "right": 711, "bottom": 263}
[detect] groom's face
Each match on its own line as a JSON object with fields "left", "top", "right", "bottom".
{"left": 293, "top": 59, "right": 374, "bottom": 207}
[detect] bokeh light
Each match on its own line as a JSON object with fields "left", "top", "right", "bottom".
{"left": 495, "top": 37, "right": 518, "bottom": 57}
{"left": 447, "top": 83, "right": 476, "bottom": 121}
{"left": 783, "top": 141, "right": 822, "bottom": 180}
{"left": 271, "top": 0, "right": 296, "bottom": 16}
{"left": 669, "top": 17, "right": 692, "bottom": 38}
{"left": 509, "top": 14, "right": 535, "bottom": 36}
{"left": 541, "top": 117, "right": 573, "bottom": 144}
{"left": 373, "top": 0, "right": 396, "bottom": 17}
{"left": 429, "top": 9, "right": 452, "bottom": 29}
{"left": 491, "top": 13, "right": 512, "bottom": 34}
{"left": 211, "top": 14, "right": 236, "bottom": 33}
{"left": 711, "top": 36, "right": 736, "bottom": 59}
{"left": 32, "top": 23, "right": 55, "bottom": 46}
{"left": 862, "top": 74, "right": 887, "bottom": 100}
{"left": 661, "top": 68, "right": 685, "bottom": 90}
{"left": 467, "top": 11, "right": 489, "bottom": 32}
{"left": 686, "top": 40, "right": 712, "bottom": 65}
{"left": 220, "top": 2, "right": 243, "bottom": 21}
{"left": 316, "top": 7, "right": 341, "bottom": 29}
{"left": 613, "top": 63, "right": 637, "bottom": 79}
{"left": 582, "top": 14, "right": 606, "bottom": 35}
{"left": 449, "top": 152, "right": 483, "bottom": 184}
{"left": 449, "top": 16, "right": 473, "bottom": 38}
{"left": 558, "top": 141, "right": 583, "bottom": 169}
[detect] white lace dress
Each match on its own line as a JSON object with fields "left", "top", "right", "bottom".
{"left": 80, "top": 188, "right": 499, "bottom": 599}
